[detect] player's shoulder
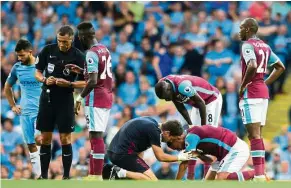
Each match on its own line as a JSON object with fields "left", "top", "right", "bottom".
{"left": 12, "top": 62, "right": 22, "bottom": 69}
{"left": 72, "top": 46, "right": 85, "bottom": 57}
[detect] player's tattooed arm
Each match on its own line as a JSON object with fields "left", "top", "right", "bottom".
{"left": 265, "top": 61, "right": 285, "bottom": 85}
{"left": 173, "top": 101, "right": 192, "bottom": 126}
{"left": 190, "top": 95, "right": 206, "bottom": 125}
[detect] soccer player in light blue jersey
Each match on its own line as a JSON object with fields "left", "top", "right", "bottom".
{"left": 4, "top": 39, "right": 42, "bottom": 178}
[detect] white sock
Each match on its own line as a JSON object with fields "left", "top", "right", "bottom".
{"left": 117, "top": 168, "right": 127, "bottom": 178}
{"left": 30, "top": 151, "right": 41, "bottom": 177}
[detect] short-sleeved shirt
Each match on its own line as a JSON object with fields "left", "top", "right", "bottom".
{"left": 185, "top": 125, "right": 237, "bottom": 161}
{"left": 35, "top": 44, "right": 85, "bottom": 94}
{"left": 160, "top": 75, "right": 220, "bottom": 108}
{"left": 108, "top": 117, "right": 162, "bottom": 155}
{"left": 84, "top": 44, "right": 113, "bottom": 108}
{"left": 241, "top": 38, "right": 281, "bottom": 99}
{"left": 6, "top": 62, "right": 41, "bottom": 115}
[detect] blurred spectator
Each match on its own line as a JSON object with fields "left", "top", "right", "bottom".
{"left": 271, "top": 2, "right": 291, "bottom": 21}
{"left": 117, "top": 71, "right": 140, "bottom": 106}
{"left": 208, "top": 9, "right": 233, "bottom": 36}
{"left": 1, "top": 119, "right": 23, "bottom": 153}
{"left": 258, "top": 9, "right": 278, "bottom": 44}
{"left": 116, "top": 31, "right": 134, "bottom": 56}
{"left": 183, "top": 22, "right": 207, "bottom": 54}
{"left": 155, "top": 162, "right": 176, "bottom": 180}
{"left": 180, "top": 40, "right": 203, "bottom": 76}
{"left": 249, "top": 2, "right": 269, "bottom": 21}
{"left": 205, "top": 39, "right": 233, "bottom": 84}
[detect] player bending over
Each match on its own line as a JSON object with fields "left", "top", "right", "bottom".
{"left": 168, "top": 125, "right": 260, "bottom": 181}
{"left": 102, "top": 117, "right": 193, "bottom": 180}
{"left": 155, "top": 74, "right": 223, "bottom": 179}
{"left": 4, "top": 39, "right": 42, "bottom": 178}
{"left": 238, "top": 18, "right": 285, "bottom": 180}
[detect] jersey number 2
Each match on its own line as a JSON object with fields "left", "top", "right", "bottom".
{"left": 257, "top": 49, "right": 269, "bottom": 73}
{"left": 100, "top": 55, "right": 112, "bottom": 79}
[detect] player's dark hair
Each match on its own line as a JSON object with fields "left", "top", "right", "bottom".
{"left": 58, "top": 25, "right": 74, "bottom": 37}
{"left": 161, "top": 120, "right": 183, "bottom": 136}
{"left": 77, "top": 21, "right": 95, "bottom": 36}
{"left": 155, "top": 81, "right": 165, "bottom": 99}
{"left": 15, "top": 39, "right": 32, "bottom": 52}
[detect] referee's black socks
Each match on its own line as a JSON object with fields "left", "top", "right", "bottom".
{"left": 40, "top": 144, "right": 51, "bottom": 179}
{"left": 62, "top": 144, "right": 72, "bottom": 178}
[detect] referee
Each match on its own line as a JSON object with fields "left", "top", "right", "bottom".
{"left": 34, "top": 25, "right": 85, "bottom": 179}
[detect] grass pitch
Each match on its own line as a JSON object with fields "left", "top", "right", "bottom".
{"left": 2, "top": 180, "right": 291, "bottom": 188}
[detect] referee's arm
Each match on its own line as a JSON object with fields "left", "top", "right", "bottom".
{"left": 34, "top": 46, "right": 54, "bottom": 85}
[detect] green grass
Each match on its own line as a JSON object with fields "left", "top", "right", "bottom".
{"left": 2, "top": 180, "right": 291, "bottom": 188}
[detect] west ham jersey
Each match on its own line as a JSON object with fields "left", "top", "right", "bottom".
{"left": 84, "top": 44, "right": 113, "bottom": 108}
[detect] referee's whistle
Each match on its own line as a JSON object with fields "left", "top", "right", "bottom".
{"left": 46, "top": 89, "right": 51, "bottom": 103}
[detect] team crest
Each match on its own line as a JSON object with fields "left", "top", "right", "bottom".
{"left": 47, "top": 63, "right": 55, "bottom": 73}
{"left": 63, "top": 68, "right": 70, "bottom": 76}
{"left": 87, "top": 58, "right": 94, "bottom": 64}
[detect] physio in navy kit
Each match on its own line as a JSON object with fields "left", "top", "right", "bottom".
{"left": 105, "top": 116, "right": 193, "bottom": 180}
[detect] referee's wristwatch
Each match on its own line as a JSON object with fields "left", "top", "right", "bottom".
{"left": 76, "top": 95, "right": 83, "bottom": 102}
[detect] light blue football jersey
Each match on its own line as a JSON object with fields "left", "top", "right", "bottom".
{"left": 7, "top": 62, "right": 42, "bottom": 115}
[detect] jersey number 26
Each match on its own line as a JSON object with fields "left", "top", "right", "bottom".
{"left": 100, "top": 55, "right": 112, "bottom": 79}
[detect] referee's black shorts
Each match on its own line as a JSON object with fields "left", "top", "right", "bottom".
{"left": 36, "top": 90, "right": 75, "bottom": 133}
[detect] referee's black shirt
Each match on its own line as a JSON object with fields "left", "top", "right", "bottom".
{"left": 35, "top": 44, "right": 85, "bottom": 94}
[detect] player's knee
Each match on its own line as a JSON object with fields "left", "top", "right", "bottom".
{"left": 27, "top": 143, "right": 38, "bottom": 153}
{"left": 216, "top": 172, "right": 229, "bottom": 180}
{"left": 247, "top": 133, "right": 260, "bottom": 140}
{"left": 90, "top": 131, "right": 103, "bottom": 139}
{"left": 60, "top": 134, "right": 71, "bottom": 145}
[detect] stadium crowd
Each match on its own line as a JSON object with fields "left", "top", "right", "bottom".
{"left": 1, "top": 1, "right": 291, "bottom": 180}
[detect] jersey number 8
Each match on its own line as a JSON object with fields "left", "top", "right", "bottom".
{"left": 257, "top": 49, "right": 269, "bottom": 73}
{"left": 100, "top": 55, "right": 112, "bottom": 79}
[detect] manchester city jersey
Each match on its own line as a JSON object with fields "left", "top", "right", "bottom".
{"left": 7, "top": 62, "right": 42, "bottom": 115}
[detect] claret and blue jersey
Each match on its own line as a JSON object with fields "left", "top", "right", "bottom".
{"left": 161, "top": 75, "right": 220, "bottom": 107}
{"left": 185, "top": 125, "right": 237, "bottom": 161}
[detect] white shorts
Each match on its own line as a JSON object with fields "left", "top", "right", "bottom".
{"left": 84, "top": 106, "right": 111, "bottom": 132}
{"left": 210, "top": 138, "right": 249, "bottom": 173}
{"left": 190, "top": 93, "right": 222, "bottom": 127}
{"left": 239, "top": 98, "right": 268, "bottom": 126}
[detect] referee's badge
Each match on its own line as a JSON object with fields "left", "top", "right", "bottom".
{"left": 47, "top": 63, "right": 55, "bottom": 73}
{"left": 63, "top": 68, "right": 70, "bottom": 76}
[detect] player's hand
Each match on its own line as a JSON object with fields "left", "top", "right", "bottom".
{"left": 46, "top": 76, "right": 56, "bottom": 85}
{"left": 177, "top": 151, "right": 193, "bottom": 161}
{"left": 12, "top": 105, "right": 21, "bottom": 115}
{"left": 74, "top": 95, "right": 83, "bottom": 115}
{"left": 65, "top": 64, "right": 83, "bottom": 74}
{"left": 239, "top": 86, "right": 246, "bottom": 98}
{"left": 56, "top": 78, "right": 71, "bottom": 87}
{"left": 74, "top": 101, "right": 82, "bottom": 115}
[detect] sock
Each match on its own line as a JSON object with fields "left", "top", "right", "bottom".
{"left": 91, "top": 138, "right": 105, "bottom": 176}
{"left": 40, "top": 144, "right": 51, "bottom": 179}
{"left": 29, "top": 151, "right": 41, "bottom": 177}
{"left": 89, "top": 149, "right": 94, "bottom": 175}
{"left": 250, "top": 139, "right": 265, "bottom": 176}
{"left": 203, "top": 164, "right": 210, "bottom": 178}
{"left": 187, "top": 159, "right": 196, "bottom": 180}
{"left": 227, "top": 170, "right": 255, "bottom": 181}
{"left": 62, "top": 144, "right": 72, "bottom": 178}
{"left": 117, "top": 168, "right": 127, "bottom": 178}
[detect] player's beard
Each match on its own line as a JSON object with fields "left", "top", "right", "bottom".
{"left": 22, "top": 57, "right": 30, "bottom": 65}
